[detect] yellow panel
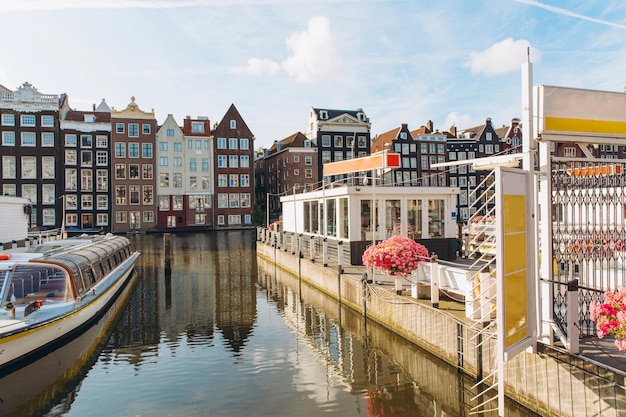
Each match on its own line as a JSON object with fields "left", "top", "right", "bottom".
{"left": 545, "top": 117, "right": 626, "bottom": 136}
{"left": 504, "top": 270, "right": 528, "bottom": 348}
{"left": 504, "top": 233, "right": 527, "bottom": 273}
{"left": 503, "top": 195, "right": 526, "bottom": 232}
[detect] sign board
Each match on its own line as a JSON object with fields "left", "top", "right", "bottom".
{"left": 496, "top": 167, "right": 536, "bottom": 361}
{"left": 537, "top": 85, "right": 626, "bottom": 143}
{"left": 323, "top": 152, "right": 401, "bottom": 177}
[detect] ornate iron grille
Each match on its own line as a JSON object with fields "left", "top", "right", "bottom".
{"left": 551, "top": 160, "right": 626, "bottom": 337}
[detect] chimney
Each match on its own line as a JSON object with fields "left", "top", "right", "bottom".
{"left": 426, "top": 120, "right": 433, "bottom": 133}
{"left": 450, "top": 124, "right": 457, "bottom": 137}
{"left": 92, "top": 103, "right": 96, "bottom": 111}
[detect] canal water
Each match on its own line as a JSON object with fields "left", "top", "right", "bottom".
{"left": 0, "top": 231, "right": 540, "bottom": 417}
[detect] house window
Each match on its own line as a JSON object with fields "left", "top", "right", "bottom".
{"left": 116, "top": 186, "right": 127, "bottom": 205}
{"left": 81, "top": 169, "right": 93, "bottom": 190}
{"left": 96, "top": 151, "right": 108, "bottom": 165}
{"left": 229, "top": 138, "right": 238, "bottom": 149}
{"left": 66, "top": 169, "right": 77, "bottom": 190}
{"left": 2, "top": 131, "right": 15, "bottom": 146}
{"left": 41, "top": 115, "right": 54, "bottom": 127}
{"left": 143, "top": 185, "right": 153, "bottom": 204}
{"left": 202, "top": 158, "right": 209, "bottom": 171}
{"left": 229, "top": 174, "right": 238, "bottom": 187}
{"left": 21, "top": 114, "right": 36, "bottom": 126}
{"left": 129, "top": 185, "right": 140, "bottom": 205}
{"left": 2, "top": 156, "right": 16, "bottom": 178}
{"left": 116, "top": 123, "right": 125, "bottom": 134}
{"left": 229, "top": 193, "right": 239, "bottom": 207}
{"left": 116, "top": 211, "right": 127, "bottom": 223}
{"left": 97, "top": 213, "right": 108, "bottom": 226}
{"left": 128, "top": 164, "right": 139, "bottom": 179}
{"left": 228, "top": 215, "right": 241, "bottom": 224}
{"left": 159, "top": 156, "right": 168, "bottom": 166}
{"left": 218, "top": 155, "right": 227, "bottom": 167}
{"left": 158, "top": 195, "right": 169, "bottom": 210}
{"left": 82, "top": 195, "right": 93, "bottom": 209}
{"left": 166, "top": 129, "right": 175, "bottom": 137}
{"left": 321, "top": 135, "right": 331, "bottom": 147}
{"left": 305, "top": 156, "right": 312, "bottom": 165}
{"left": 334, "top": 135, "right": 343, "bottom": 147}
{"left": 142, "top": 143, "right": 153, "bottom": 158}
{"left": 22, "top": 184, "right": 36, "bottom": 202}
{"left": 218, "top": 174, "right": 227, "bottom": 187}
{"left": 97, "top": 195, "right": 108, "bottom": 209}
{"left": 240, "top": 174, "right": 250, "bottom": 187}
{"left": 129, "top": 143, "right": 139, "bottom": 158}
{"left": 42, "top": 157, "right": 55, "bottom": 179}
{"left": 230, "top": 120, "right": 236, "bottom": 129}
{"left": 142, "top": 124, "right": 151, "bottom": 134}
{"left": 240, "top": 193, "right": 251, "bottom": 208}
{"left": 21, "top": 156, "right": 36, "bottom": 178}
{"left": 240, "top": 138, "right": 249, "bottom": 149}
{"left": 173, "top": 173, "right": 182, "bottom": 188}
{"left": 173, "top": 157, "right": 182, "bottom": 167}
{"left": 173, "top": 142, "right": 182, "bottom": 152}
{"left": 217, "top": 138, "right": 227, "bottom": 149}
{"left": 128, "top": 123, "right": 139, "bottom": 137}
{"left": 229, "top": 155, "right": 238, "bottom": 168}
{"left": 1, "top": 114, "right": 15, "bottom": 126}
{"left": 564, "top": 147, "right": 576, "bottom": 157}
{"left": 21, "top": 132, "right": 36, "bottom": 146}
{"left": 81, "top": 151, "right": 92, "bottom": 166}
{"left": 305, "top": 169, "right": 312, "bottom": 178}
{"left": 189, "top": 158, "right": 197, "bottom": 172}
{"left": 191, "top": 122, "right": 204, "bottom": 133}
{"left": 42, "top": 209, "right": 55, "bottom": 226}
{"left": 115, "top": 142, "right": 126, "bottom": 158}
{"left": 42, "top": 132, "right": 54, "bottom": 147}
{"left": 97, "top": 170, "right": 108, "bottom": 191}
{"left": 217, "top": 215, "right": 225, "bottom": 225}
{"left": 143, "top": 164, "right": 153, "bottom": 179}
{"left": 80, "top": 135, "right": 92, "bottom": 148}
{"left": 218, "top": 193, "right": 228, "bottom": 208}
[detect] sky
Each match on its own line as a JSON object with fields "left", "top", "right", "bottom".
{"left": 0, "top": 0, "right": 625, "bottom": 149}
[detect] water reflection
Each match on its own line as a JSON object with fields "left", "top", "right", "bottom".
{"left": 0, "top": 231, "right": 539, "bottom": 417}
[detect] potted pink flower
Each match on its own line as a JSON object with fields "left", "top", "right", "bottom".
{"left": 362, "top": 235, "right": 429, "bottom": 277}
{"left": 590, "top": 287, "right": 626, "bottom": 350}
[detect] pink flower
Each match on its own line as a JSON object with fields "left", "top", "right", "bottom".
{"left": 590, "top": 288, "right": 626, "bottom": 350}
{"left": 362, "top": 235, "right": 429, "bottom": 277}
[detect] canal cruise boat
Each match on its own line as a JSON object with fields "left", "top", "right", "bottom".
{"left": 0, "top": 234, "right": 140, "bottom": 371}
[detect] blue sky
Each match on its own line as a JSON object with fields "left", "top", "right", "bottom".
{"left": 1, "top": 0, "right": 625, "bottom": 149}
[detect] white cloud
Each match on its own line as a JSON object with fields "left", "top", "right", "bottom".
{"left": 444, "top": 112, "right": 475, "bottom": 131}
{"left": 464, "top": 38, "right": 541, "bottom": 76}
{"left": 231, "top": 58, "right": 281, "bottom": 76}
{"left": 281, "top": 16, "right": 342, "bottom": 84}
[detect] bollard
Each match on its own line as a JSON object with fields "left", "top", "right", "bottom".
{"left": 323, "top": 238, "right": 328, "bottom": 267}
{"left": 310, "top": 235, "right": 315, "bottom": 262}
{"left": 337, "top": 241, "right": 344, "bottom": 274}
{"left": 430, "top": 253, "right": 439, "bottom": 308}
{"left": 568, "top": 279, "right": 580, "bottom": 354}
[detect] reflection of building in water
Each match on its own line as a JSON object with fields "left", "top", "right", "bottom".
{"left": 214, "top": 231, "right": 258, "bottom": 354}
{"left": 258, "top": 270, "right": 403, "bottom": 394}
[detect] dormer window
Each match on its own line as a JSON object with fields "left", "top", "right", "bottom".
{"left": 304, "top": 140, "right": 311, "bottom": 148}
{"left": 320, "top": 110, "right": 328, "bottom": 120}
{"left": 400, "top": 132, "right": 407, "bottom": 139}
{"left": 84, "top": 114, "right": 96, "bottom": 123}
{"left": 486, "top": 132, "right": 492, "bottom": 141}
{"left": 357, "top": 112, "right": 366, "bottom": 121}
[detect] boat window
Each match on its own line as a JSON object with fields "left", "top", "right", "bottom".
{"left": 10, "top": 265, "right": 69, "bottom": 304}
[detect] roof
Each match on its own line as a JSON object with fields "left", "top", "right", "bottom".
{"left": 268, "top": 132, "right": 310, "bottom": 155}
{"left": 311, "top": 107, "right": 369, "bottom": 122}
{"left": 370, "top": 126, "right": 403, "bottom": 153}
{"left": 63, "top": 109, "right": 111, "bottom": 123}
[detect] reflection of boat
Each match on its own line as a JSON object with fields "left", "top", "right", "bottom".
{"left": 0, "top": 268, "right": 138, "bottom": 417}
{"left": 0, "top": 234, "right": 140, "bottom": 371}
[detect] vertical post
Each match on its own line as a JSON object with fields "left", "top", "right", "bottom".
{"left": 283, "top": 231, "right": 288, "bottom": 252}
{"left": 291, "top": 232, "right": 296, "bottom": 255}
{"left": 337, "top": 240, "right": 344, "bottom": 274}
{"left": 430, "top": 253, "right": 439, "bottom": 308}
{"left": 395, "top": 277, "right": 402, "bottom": 295}
{"left": 298, "top": 234, "right": 303, "bottom": 258}
{"left": 310, "top": 235, "right": 315, "bottom": 262}
{"left": 411, "top": 268, "right": 418, "bottom": 298}
{"left": 568, "top": 279, "right": 580, "bottom": 354}
{"left": 323, "top": 238, "right": 328, "bottom": 267}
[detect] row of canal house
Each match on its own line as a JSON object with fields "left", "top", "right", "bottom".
{"left": 0, "top": 82, "right": 255, "bottom": 233}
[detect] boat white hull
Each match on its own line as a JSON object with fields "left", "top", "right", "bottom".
{"left": 0, "top": 253, "right": 139, "bottom": 369}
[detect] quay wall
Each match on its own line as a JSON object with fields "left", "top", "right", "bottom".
{"left": 257, "top": 240, "right": 626, "bottom": 417}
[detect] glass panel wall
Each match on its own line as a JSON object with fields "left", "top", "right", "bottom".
{"left": 407, "top": 199, "right": 422, "bottom": 239}
{"left": 311, "top": 202, "right": 319, "bottom": 234}
{"left": 326, "top": 199, "right": 336, "bottom": 237}
{"left": 303, "top": 201, "right": 311, "bottom": 233}
{"left": 360, "top": 199, "right": 378, "bottom": 241}
{"left": 339, "top": 198, "right": 349, "bottom": 239}
{"left": 428, "top": 199, "right": 445, "bottom": 237}
{"left": 385, "top": 200, "right": 401, "bottom": 238}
